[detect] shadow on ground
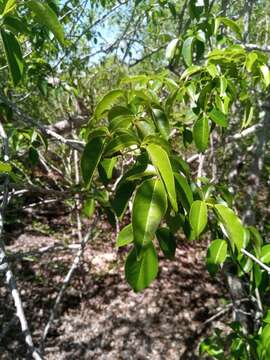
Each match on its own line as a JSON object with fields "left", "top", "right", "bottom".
{"left": 0, "top": 224, "right": 228, "bottom": 360}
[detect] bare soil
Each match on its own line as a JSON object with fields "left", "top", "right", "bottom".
{"left": 0, "top": 212, "right": 229, "bottom": 360}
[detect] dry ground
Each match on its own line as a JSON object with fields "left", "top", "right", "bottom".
{"left": 0, "top": 210, "right": 229, "bottom": 360}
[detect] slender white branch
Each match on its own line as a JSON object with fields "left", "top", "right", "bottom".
{"left": 241, "top": 248, "right": 270, "bottom": 273}
{"left": 0, "top": 121, "right": 43, "bottom": 360}
{"left": 197, "top": 153, "right": 205, "bottom": 186}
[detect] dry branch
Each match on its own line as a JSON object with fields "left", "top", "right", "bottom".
{"left": 0, "top": 121, "right": 43, "bottom": 360}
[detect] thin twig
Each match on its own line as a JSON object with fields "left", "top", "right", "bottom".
{"left": 242, "top": 248, "right": 270, "bottom": 273}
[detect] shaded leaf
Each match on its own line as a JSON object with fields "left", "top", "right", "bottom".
{"left": 81, "top": 136, "right": 106, "bottom": 188}
{"left": 174, "top": 173, "right": 193, "bottom": 212}
{"left": 105, "top": 131, "right": 139, "bottom": 156}
{"left": 151, "top": 108, "right": 170, "bottom": 140}
{"left": 125, "top": 243, "right": 158, "bottom": 292}
{"left": 156, "top": 227, "right": 176, "bottom": 259}
{"left": 1, "top": 28, "right": 24, "bottom": 85}
{"left": 112, "top": 180, "right": 137, "bottom": 218}
{"left": 132, "top": 178, "right": 167, "bottom": 249}
{"left": 147, "top": 143, "right": 177, "bottom": 211}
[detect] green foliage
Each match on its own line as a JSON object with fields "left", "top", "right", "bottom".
{"left": 27, "top": 0, "right": 65, "bottom": 46}
{"left": 1, "top": 28, "right": 24, "bottom": 85}
{"left": 125, "top": 242, "right": 158, "bottom": 292}
{"left": 189, "top": 200, "right": 208, "bottom": 238}
{"left": 2, "top": 1, "right": 270, "bottom": 358}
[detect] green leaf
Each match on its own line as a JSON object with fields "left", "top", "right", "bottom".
{"left": 27, "top": 0, "right": 65, "bottom": 46}
{"left": 181, "top": 65, "right": 201, "bottom": 80}
{"left": 151, "top": 108, "right": 170, "bottom": 140}
{"left": 0, "top": 161, "right": 12, "bottom": 173}
{"left": 215, "top": 17, "right": 242, "bottom": 40}
{"left": 207, "top": 239, "right": 227, "bottom": 264}
{"left": 118, "top": 152, "right": 149, "bottom": 184}
{"left": 109, "top": 115, "right": 134, "bottom": 132}
{"left": 260, "top": 245, "right": 270, "bottom": 264}
{"left": 94, "top": 90, "right": 124, "bottom": 119}
{"left": 189, "top": 200, "right": 208, "bottom": 238}
{"left": 156, "top": 227, "right": 176, "bottom": 260}
{"left": 86, "top": 127, "right": 109, "bottom": 141}
{"left": 170, "top": 155, "right": 190, "bottom": 177}
{"left": 165, "top": 38, "right": 179, "bottom": 60}
{"left": 182, "top": 37, "right": 194, "bottom": 66}
{"left": 2, "top": 0, "right": 16, "bottom": 16}
{"left": 104, "top": 131, "right": 139, "bottom": 156}
{"left": 146, "top": 143, "right": 178, "bottom": 212}
{"left": 209, "top": 108, "right": 228, "bottom": 127}
{"left": 245, "top": 52, "right": 257, "bottom": 72}
{"left": 142, "top": 135, "right": 170, "bottom": 153}
{"left": 81, "top": 136, "right": 106, "bottom": 188}
{"left": 112, "top": 180, "right": 137, "bottom": 218}
{"left": 263, "top": 310, "right": 270, "bottom": 324}
{"left": 193, "top": 116, "right": 209, "bottom": 152}
{"left": 132, "top": 178, "right": 167, "bottom": 249}
{"left": 1, "top": 29, "right": 24, "bottom": 86}
{"left": 116, "top": 224, "right": 133, "bottom": 247}
{"left": 174, "top": 173, "right": 193, "bottom": 212}
{"left": 83, "top": 198, "right": 95, "bottom": 218}
{"left": 3, "top": 16, "right": 29, "bottom": 35}
{"left": 248, "top": 226, "right": 262, "bottom": 257}
{"left": 206, "top": 64, "right": 219, "bottom": 78}
{"left": 98, "top": 157, "right": 117, "bottom": 181}
{"left": 214, "top": 204, "right": 245, "bottom": 252}
{"left": 125, "top": 243, "right": 158, "bottom": 292}
{"left": 260, "top": 64, "right": 270, "bottom": 88}
{"left": 108, "top": 105, "right": 132, "bottom": 121}
{"left": 261, "top": 324, "right": 270, "bottom": 350}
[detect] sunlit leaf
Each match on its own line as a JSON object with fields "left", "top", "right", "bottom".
{"left": 207, "top": 239, "right": 227, "bottom": 264}
{"left": 214, "top": 204, "right": 245, "bottom": 252}
{"left": 209, "top": 108, "right": 228, "bottom": 127}
{"left": 165, "top": 38, "right": 179, "bottom": 60}
{"left": 189, "top": 200, "right": 208, "bottom": 238}
{"left": 193, "top": 116, "right": 209, "bottom": 152}
{"left": 27, "top": 0, "right": 65, "bottom": 46}
{"left": 182, "top": 36, "right": 194, "bottom": 66}
{"left": 116, "top": 224, "right": 133, "bottom": 247}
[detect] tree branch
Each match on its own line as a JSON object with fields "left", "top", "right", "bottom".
{"left": 0, "top": 121, "right": 43, "bottom": 360}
